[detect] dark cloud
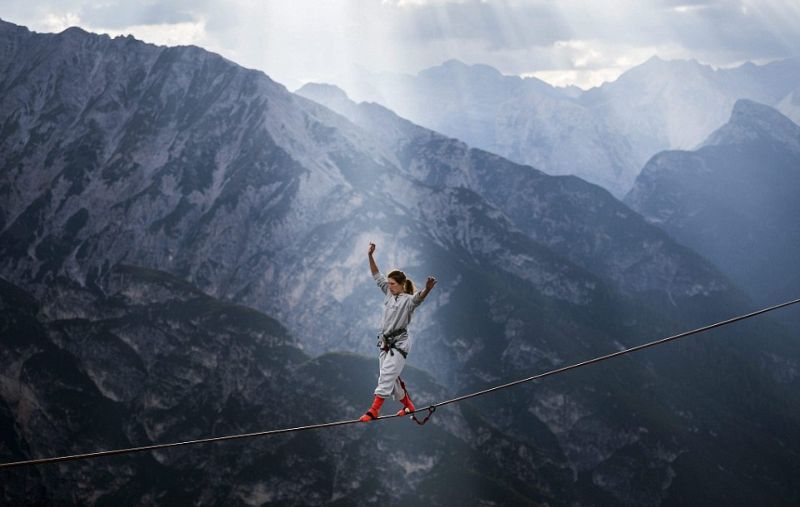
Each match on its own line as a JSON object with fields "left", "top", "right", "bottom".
{"left": 78, "top": 0, "right": 199, "bottom": 29}
{"left": 390, "top": 0, "right": 573, "bottom": 50}
{"left": 2, "top": 0, "right": 797, "bottom": 86}
{"left": 549, "top": 1, "right": 798, "bottom": 65}
{"left": 381, "top": 0, "right": 798, "bottom": 70}
{"left": 664, "top": 3, "right": 797, "bottom": 59}
{"left": 0, "top": 0, "right": 86, "bottom": 25}
{"left": 656, "top": 0, "right": 718, "bottom": 7}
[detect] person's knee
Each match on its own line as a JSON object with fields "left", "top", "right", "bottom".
{"left": 374, "top": 384, "right": 392, "bottom": 397}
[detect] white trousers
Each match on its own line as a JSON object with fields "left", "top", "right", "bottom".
{"left": 374, "top": 347, "right": 408, "bottom": 400}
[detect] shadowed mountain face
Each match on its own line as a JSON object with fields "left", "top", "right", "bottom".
{"left": 626, "top": 100, "right": 800, "bottom": 310}
{"left": 2, "top": 265, "right": 799, "bottom": 506}
{"left": 2, "top": 19, "right": 800, "bottom": 504}
{"left": 0, "top": 265, "right": 589, "bottom": 505}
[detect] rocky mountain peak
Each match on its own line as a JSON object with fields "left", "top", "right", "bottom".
{"left": 0, "top": 17, "right": 23, "bottom": 30}
{"left": 642, "top": 54, "right": 665, "bottom": 66}
{"left": 440, "top": 58, "right": 469, "bottom": 68}
{"left": 737, "top": 60, "right": 758, "bottom": 72}
{"left": 420, "top": 58, "right": 507, "bottom": 82}
{"left": 619, "top": 56, "right": 712, "bottom": 85}
{"left": 0, "top": 18, "right": 31, "bottom": 45}
{"left": 701, "top": 99, "right": 800, "bottom": 151}
{"left": 295, "top": 82, "right": 356, "bottom": 119}
{"left": 297, "top": 82, "right": 350, "bottom": 103}
{"left": 59, "top": 25, "right": 90, "bottom": 37}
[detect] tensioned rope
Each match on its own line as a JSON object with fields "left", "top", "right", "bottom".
{"left": 1, "top": 297, "right": 798, "bottom": 470}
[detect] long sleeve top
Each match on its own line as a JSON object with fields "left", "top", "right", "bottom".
{"left": 374, "top": 271, "right": 425, "bottom": 340}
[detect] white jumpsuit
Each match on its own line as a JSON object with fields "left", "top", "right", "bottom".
{"left": 373, "top": 271, "right": 425, "bottom": 400}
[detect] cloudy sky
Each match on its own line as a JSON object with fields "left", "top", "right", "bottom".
{"left": 2, "top": 0, "right": 799, "bottom": 90}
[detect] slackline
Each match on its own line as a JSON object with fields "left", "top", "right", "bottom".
{"left": 1, "top": 297, "right": 798, "bottom": 470}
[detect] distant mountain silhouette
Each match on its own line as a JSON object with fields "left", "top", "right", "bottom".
{"left": 626, "top": 99, "right": 800, "bottom": 309}
{"left": 329, "top": 56, "right": 800, "bottom": 197}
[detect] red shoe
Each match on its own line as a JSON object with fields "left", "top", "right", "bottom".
{"left": 359, "top": 395, "right": 385, "bottom": 422}
{"left": 396, "top": 391, "right": 415, "bottom": 416}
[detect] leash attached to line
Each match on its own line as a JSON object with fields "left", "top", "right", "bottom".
{"left": 1, "top": 297, "right": 798, "bottom": 470}
{"left": 410, "top": 405, "right": 436, "bottom": 426}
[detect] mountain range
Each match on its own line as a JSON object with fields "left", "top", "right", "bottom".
{"left": 331, "top": 56, "right": 800, "bottom": 198}
{"left": 1, "top": 18, "right": 799, "bottom": 505}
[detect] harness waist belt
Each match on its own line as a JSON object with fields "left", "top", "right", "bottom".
{"left": 378, "top": 328, "right": 408, "bottom": 358}
{"left": 383, "top": 328, "right": 407, "bottom": 339}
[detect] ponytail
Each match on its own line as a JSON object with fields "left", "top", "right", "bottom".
{"left": 388, "top": 269, "right": 415, "bottom": 295}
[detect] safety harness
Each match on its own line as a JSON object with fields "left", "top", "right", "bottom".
{"left": 377, "top": 327, "right": 408, "bottom": 358}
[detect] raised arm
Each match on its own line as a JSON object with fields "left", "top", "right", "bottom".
{"left": 369, "top": 243, "right": 389, "bottom": 294}
{"left": 368, "top": 243, "right": 379, "bottom": 275}
{"left": 413, "top": 276, "right": 438, "bottom": 305}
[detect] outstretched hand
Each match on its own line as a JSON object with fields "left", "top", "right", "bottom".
{"left": 425, "top": 276, "right": 437, "bottom": 291}
{"left": 368, "top": 243, "right": 376, "bottom": 256}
